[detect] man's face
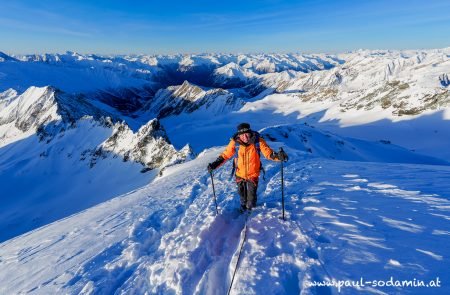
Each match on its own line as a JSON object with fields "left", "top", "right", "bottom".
{"left": 239, "top": 132, "right": 251, "bottom": 143}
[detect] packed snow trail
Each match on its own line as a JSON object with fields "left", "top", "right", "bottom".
{"left": 1, "top": 147, "right": 450, "bottom": 294}
{"left": 227, "top": 210, "right": 252, "bottom": 295}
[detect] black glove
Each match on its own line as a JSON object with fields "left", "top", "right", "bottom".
{"left": 207, "top": 156, "right": 224, "bottom": 173}
{"left": 270, "top": 151, "right": 279, "bottom": 160}
{"left": 278, "top": 149, "right": 288, "bottom": 162}
{"left": 271, "top": 148, "right": 288, "bottom": 162}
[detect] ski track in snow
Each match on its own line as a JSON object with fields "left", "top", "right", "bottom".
{"left": 1, "top": 148, "right": 450, "bottom": 294}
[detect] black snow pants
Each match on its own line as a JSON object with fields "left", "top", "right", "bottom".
{"left": 237, "top": 178, "right": 258, "bottom": 210}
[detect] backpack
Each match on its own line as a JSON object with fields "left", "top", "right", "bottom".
{"left": 230, "top": 132, "right": 266, "bottom": 180}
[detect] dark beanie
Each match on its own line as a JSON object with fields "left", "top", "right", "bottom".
{"left": 237, "top": 123, "right": 251, "bottom": 134}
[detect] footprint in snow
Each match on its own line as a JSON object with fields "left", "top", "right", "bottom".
{"left": 306, "top": 247, "right": 319, "bottom": 259}
{"left": 315, "top": 234, "right": 332, "bottom": 244}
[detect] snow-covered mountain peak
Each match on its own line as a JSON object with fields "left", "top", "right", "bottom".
{"left": 0, "top": 85, "right": 123, "bottom": 153}
{"left": 140, "top": 80, "right": 244, "bottom": 119}
{"left": 0, "top": 88, "right": 17, "bottom": 99}
{"left": 99, "top": 118, "right": 186, "bottom": 170}
{"left": 0, "top": 85, "right": 116, "bottom": 133}
{"left": 172, "top": 80, "right": 205, "bottom": 100}
{"left": 213, "top": 62, "right": 257, "bottom": 88}
{"left": 215, "top": 62, "right": 252, "bottom": 77}
{"left": 178, "top": 143, "right": 195, "bottom": 160}
{"left": 0, "top": 86, "right": 61, "bottom": 132}
{"left": 0, "top": 52, "right": 17, "bottom": 62}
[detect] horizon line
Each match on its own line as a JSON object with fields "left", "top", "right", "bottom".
{"left": 2, "top": 45, "right": 450, "bottom": 57}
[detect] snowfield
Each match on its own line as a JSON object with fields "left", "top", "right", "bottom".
{"left": 0, "top": 48, "right": 449, "bottom": 294}
{"left": 1, "top": 144, "right": 449, "bottom": 294}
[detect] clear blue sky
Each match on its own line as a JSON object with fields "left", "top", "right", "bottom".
{"left": 1, "top": 0, "right": 449, "bottom": 54}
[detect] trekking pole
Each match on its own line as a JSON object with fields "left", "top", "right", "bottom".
{"left": 280, "top": 147, "right": 285, "bottom": 221}
{"left": 209, "top": 171, "right": 219, "bottom": 215}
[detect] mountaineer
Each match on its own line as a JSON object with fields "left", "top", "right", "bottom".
{"left": 207, "top": 123, "right": 288, "bottom": 212}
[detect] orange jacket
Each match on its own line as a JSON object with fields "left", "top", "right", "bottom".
{"left": 220, "top": 132, "right": 277, "bottom": 180}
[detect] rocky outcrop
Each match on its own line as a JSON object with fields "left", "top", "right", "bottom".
{"left": 140, "top": 80, "right": 244, "bottom": 118}
{"left": 97, "top": 119, "right": 193, "bottom": 170}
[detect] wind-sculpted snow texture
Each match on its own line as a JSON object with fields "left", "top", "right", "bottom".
{"left": 1, "top": 146, "right": 449, "bottom": 294}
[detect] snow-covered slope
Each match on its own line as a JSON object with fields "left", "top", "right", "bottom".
{"left": 0, "top": 86, "right": 116, "bottom": 147}
{"left": 0, "top": 85, "right": 193, "bottom": 242}
{"left": 0, "top": 118, "right": 152, "bottom": 243}
{"left": 229, "top": 90, "right": 450, "bottom": 161}
{"left": 213, "top": 62, "right": 257, "bottom": 88}
{"left": 261, "top": 124, "right": 447, "bottom": 165}
{"left": 0, "top": 48, "right": 449, "bottom": 294}
{"left": 1, "top": 139, "right": 448, "bottom": 294}
{"left": 0, "top": 113, "right": 193, "bottom": 242}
